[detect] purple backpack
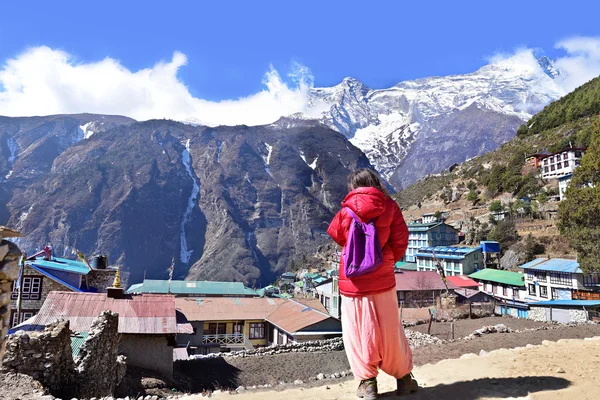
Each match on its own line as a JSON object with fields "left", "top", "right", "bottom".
{"left": 342, "top": 207, "right": 384, "bottom": 278}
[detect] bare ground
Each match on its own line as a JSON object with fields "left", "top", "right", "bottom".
{"left": 199, "top": 336, "right": 600, "bottom": 399}
{"left": 186, "top": 318, "right": 600, "bottom": 392}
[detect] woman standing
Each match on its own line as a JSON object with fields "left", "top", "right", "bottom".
{"left": 328, "top": 169, "right": 418, "bottom": 399}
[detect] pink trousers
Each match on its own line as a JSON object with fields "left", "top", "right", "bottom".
{"left": 341, "top": 288, "right": 413, "bottom": 380}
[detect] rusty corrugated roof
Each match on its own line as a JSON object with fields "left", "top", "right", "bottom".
{"left": 395, "top": 271, "right": 459, "bottom": 291}
{"left": 175, "top": 297, "right": 337, "bottom": 334}
{"left": 175, "top": 297, "right": 283, "bottom": 321}
{"left": 292, "top": 297, "right": 328, "bottom": 314}
{"left": 266, "top": 300, "right": 332, "bottom": 334}
{"left": 27, "top": 291, "right": 180, "bottom": 334}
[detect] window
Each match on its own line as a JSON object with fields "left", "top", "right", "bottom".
{"left": 550, "top": 165, "right": 555, "bottom": 171}
{"left": 564, "top": 160, "right": 569, "bottom": 167}
{"left": 544, "top": 159, "right": 548, "bottom": 165}
{"left": 249, "top": 322, "right": 265, "bottom": 339}
{"left": 277, "top": 329, "right": 285, "bottom": 345}
{"left": 584, "top": 273, "right": 600, "bottom": 286}
{"left": 563, "top": 153, "right": 568, "bottom": 160}
{"left": 539, "top": 285, "right": 548, "bottom": 298}
{"left": 529, "top": 270, "right": 547, "bottom": 282}
{"left": 486, "top": 283, "right": 492, "bottom": 293}
{"left": 324, "top": 296, "right": 330, "bottom": 310}
{"left": 551, "top": 287, "right": 559, "bottom": 300}
{"left": 11, "top": 311, "right": 35, "bottom": 327}
{"left": 528, "top": 284, "right": 536, "bottom": 296}
{"left": 503, "top": 286, "right": 508, "bottom": 296}
{"left": 11, "top": 276, "right": 43, "bottom": 300}
{"left": 513, "top": 288, "right": 519, "bottom": 299}
{"left": 207, "top": 323, "right": 226, "bottom": 335}
{"left": 550, "top": 272, "right": 571, "bottom": 285}
{"left": 544, "top": 167, "right": 549, "bottom": 173}
{"left": 233, "top": 322, "right": 244, "bottom": 335}
{"left": 557, "top": 162, "right": 562, "bottom": 169}
{"left": 492, "top": 284, "right": 497, "bottom": 294}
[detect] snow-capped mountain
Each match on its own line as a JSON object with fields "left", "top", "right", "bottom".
{"left": 306, "top": 51, "right": 565, "bottom": 188}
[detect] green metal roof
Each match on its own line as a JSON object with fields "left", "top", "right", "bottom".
{"left": 70, "top": 332, "right": 88, "bottom": 358}
{"left": 395, "top": 261, "right": 418, "bottom": 271}
{"left": 305, "top": 272, "right": 321, "bottom": 279}
{"left": 469, "top": 269, "right": 525, "bottom": 287}
{"left": 126, "top": 279, "right": 258, "bottom": 296}
{"left": 407, "top": 222, "right": 443, "bottom": 232}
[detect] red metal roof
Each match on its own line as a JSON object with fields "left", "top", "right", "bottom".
{"left": 27, "top": 292, "right": 180, "bottom": 334}
{"left": 266, "top": 300, "right": 331, "bottom": 334}
{"left": 175, "top": 297, "right": 284, "bottom": 321}
{"left": 175, "top": 297, "right": 336, "bottom": 334}
{"left": 395, "top": 271, "right": 459, "bottom": 291}
{"left": 446, "top": 275, "right": 481, "bottom": 289}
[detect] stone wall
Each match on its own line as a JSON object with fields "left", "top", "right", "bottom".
{"left": 75, "top": 311, "right": 126, "bottom": 398}
{"left": 0, "top": 237, "right": 22, "bottom": 362}
{"left": 569, "top": 309, "right": 589, "bottom": 323}
{"left": 9, "top": 265, "right": 68, "bottom": 321}
{"left": 528, "top": 307, "right": 547, "bottom": 322}
{"left": 1, "top": 320, "right": 75, "bottom": 397}
{"left": 86, "top": 268, "right": 127, "bottom": 292}
{"left": 2, "top": 312, "right": 126, "bottom": 398}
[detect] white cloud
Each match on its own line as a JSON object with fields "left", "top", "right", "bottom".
{"left": 0, "top": 46, "right": 319, "bottom": 125}
{"left": 554, "top": 36, "right": 600, "bottom": 92}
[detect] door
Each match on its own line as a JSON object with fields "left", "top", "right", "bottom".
{"left": 233, "top": 322, "right": 244, "bottom": 336}
{"left": 551, "top": 308, "right": 571, "bottom": 324}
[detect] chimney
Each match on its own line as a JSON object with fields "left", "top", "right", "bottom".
{"left": 107, "top": 267, "right": 125, "bottom": 299}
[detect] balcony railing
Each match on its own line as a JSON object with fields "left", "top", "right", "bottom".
{"left": 202, "top": 334, "right": 254, "bottom": 350}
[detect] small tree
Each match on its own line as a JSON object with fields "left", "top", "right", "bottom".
{"left": 467, "top": 189, "right": 479, "bottom": 205}
{"left": 489, "top": 200, "right": 503, "bottom": 213}
{"left": 558, "top": 123, "right": 600, "bottom": 273}
{"left": 434, "top": 210, "right": 442, "bottom": 220}
{"left": 467, "top": 180, "right": 477, "bottom": 191}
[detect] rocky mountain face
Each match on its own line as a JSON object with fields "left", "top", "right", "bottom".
{"left": 1, "top": 116, "right": 371, "bottom": 285}
{"left": 307, "top": 52, "right": 564, "bottom": 189}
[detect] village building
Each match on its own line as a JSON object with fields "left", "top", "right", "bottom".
{"left": 528, "top": 300, "right": 600, "bottom": 323}
{"left": 9, "top": 255, "right": 118, "bottom": 327}
{"left": 175, "top": 297, "right": 341, "bottom": 355}
{"left": 394, "top": 270, "right": 458, "bottom": 307}
{"left": 519, "top": 258, "right": 600, "bottom": 302}
{"left": 404, "top": 222, "right": 460, "bottom": 262}
{"left": 540, "top": 147, "right": 586, "bottom": 180}
{"left": 10, "top": 290, "right": 188, "bottom": 377}
{"left": 415, "top": 246, "right": 482, "bottom": 276}
{"left": 469, "top": 269, "right": 529, "bottom": 317}
{"left": 558, "top": 173, "right": 572, "bottom": 201}
{"left": 446, "top": 275, "right": 481, "bottom": 290}
{"left": 314, "top": 276, "right": 341, "bottom": 319}
{"left": 126, "top": 279, "right": 257, "bottom": 297}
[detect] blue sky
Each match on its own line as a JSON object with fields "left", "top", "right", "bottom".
{"left": 0, "top": 0, "right": 599, "bottom": 124}
{"left": 1, "top": 0, "right": 598, "bottom": 100}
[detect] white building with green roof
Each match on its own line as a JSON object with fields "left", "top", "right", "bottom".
{"left": 404, "top": 222, "right": 459, "bottom": 262}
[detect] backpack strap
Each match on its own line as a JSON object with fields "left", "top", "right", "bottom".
{"left": 344, "top": 207, "right": 362, "bottom": 223}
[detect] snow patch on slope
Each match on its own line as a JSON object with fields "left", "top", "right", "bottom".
{"left": 180, "top": 139, "right": 200, "bottom": 264}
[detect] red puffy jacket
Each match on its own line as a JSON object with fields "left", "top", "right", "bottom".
{"left": 327, "top": 187, "right": 408, "bottom": 296}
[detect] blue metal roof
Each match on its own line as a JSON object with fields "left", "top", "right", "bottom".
{"left": 28, "top": 264, "right": 84, "bottom": 292}
{"left": 519, "top": 258, "right": 582, "bottom": 273}
{"left": 28, "top": 256, "right": 91, "bottom": 275}
{"left": 415, "top": 246, "right": 480, "bottom": 259}
{"left": 532, "top": 300, "right": 600, "bottom": 307}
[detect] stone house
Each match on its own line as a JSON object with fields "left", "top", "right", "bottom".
{"left": 9, "top": 291, "right": 189, "bottom": 377}
{"left": 469, "top": 269, "right": 530, "bottom": 318}
{"left": 175, "top": 297, "right": 342, "bottom": 355}
{"left": 9, "top": 255, "right": 120, "bottom": 327}
{"left": 528, "top": 300, "right": 600, "bottom": 323}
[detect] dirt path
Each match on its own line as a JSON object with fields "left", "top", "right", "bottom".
{"left": 188, "top": 336, "right": 600, "bottom": 400}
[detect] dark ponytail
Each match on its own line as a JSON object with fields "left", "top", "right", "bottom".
{"left": 347, "top": 169, "right": 390, "bottom": 197}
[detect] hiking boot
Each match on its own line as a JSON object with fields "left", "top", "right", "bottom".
{"left": 356, "top": 377, "right": 378, "bottom": 399}
{"left": 396, "top": 372, "right": 419, "bottom": 396}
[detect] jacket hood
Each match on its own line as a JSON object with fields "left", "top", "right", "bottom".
{"left": 341, "top": 187, "right": 388, "bottom": 221}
